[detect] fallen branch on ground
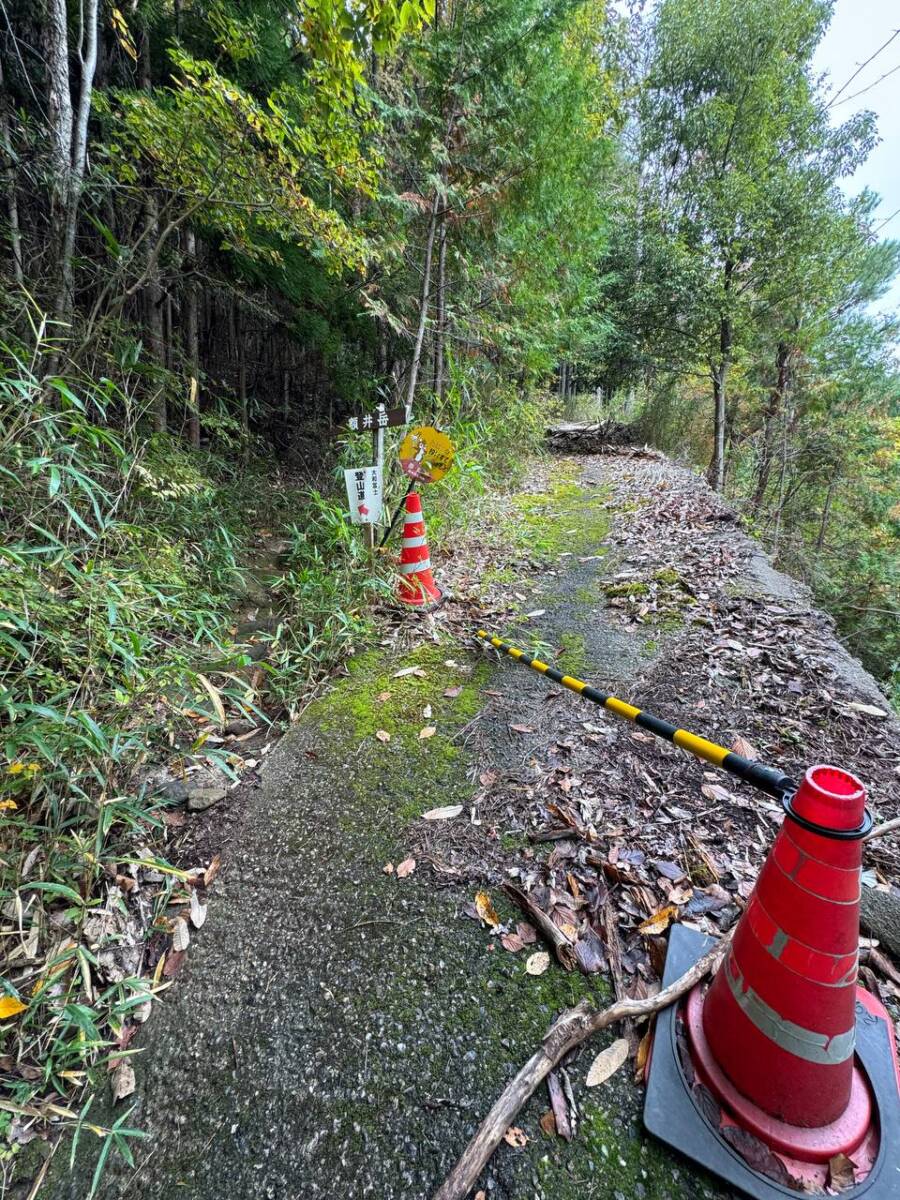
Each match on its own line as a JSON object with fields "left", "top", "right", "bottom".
{"left": 503, "top": 883, "right": 576, "bottom": 971}
{"left": 865, "top": 816, "right": 900, "bottom": 842}
{"left": 432, "top": 932, "right": 731, "bottom": 1200}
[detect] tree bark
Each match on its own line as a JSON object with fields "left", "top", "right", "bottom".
{"left": 433, "top": 207, "right": 448, "bottom": 404}
{"left": 55, "top": 0, "right": 99, "bottom": 321}
{"left": 708, "top": 261, "right": 734, "bottom": 492}
{"left": 0, "top": 59, "right": 24, "bottom": 286}
{"left": 816, "top": 478, "right": 836, "bottom": 552}
{"left": 404, "top": 190, "right": 441, "bottom": 414}
{"left": 184, "top": 229, "right": 201, "bottom": 447}
{"left": 44, "top": 0, "right": 73, "bottom": 214}
{"left": 752, "top": 341, "right": 792, "bottom": 513}
{"left": 140, "top": 31, "right": 166, "bottom": 432}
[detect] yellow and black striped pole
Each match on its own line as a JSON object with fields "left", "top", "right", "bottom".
{"left": 477, "top": 630, "right": 795, "bottom": 801}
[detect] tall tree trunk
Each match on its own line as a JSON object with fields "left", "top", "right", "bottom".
{"left": 404, "top": 190, "right": 441, "bottom": 414}
{"left": 752, "top": 341, "right": 791, "bottom": 513}
{"left": 55, "top": 0, "right": 99, "bottom": 322}
{"left": 708, "top": 261, "right": 734, "bottom": 492}
{"left": 184, "top": 229, "right": 200, "bottom": 447}
{"left": 816, "top": 479, "right": 836, "bottom": 552}
{"left": 139, "top": 31, "right": 166, "bottom": 432}
{"left": 0, "top": 60, "right": 24, "bottom": 286}
{"left": 433, "top": 210, "right": 448, "bottom": 405}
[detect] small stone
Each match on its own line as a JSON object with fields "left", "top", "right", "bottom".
{"left": 186, "top": 785, "right": 227, "bottom": 813}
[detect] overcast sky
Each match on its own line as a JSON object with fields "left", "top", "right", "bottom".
{"left": 814, "top": 0, "right": 900, "bottom": 314}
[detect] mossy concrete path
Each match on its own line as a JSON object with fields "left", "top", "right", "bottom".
{"left": 48, "top": 458, "right": 760, "bottom": 1200}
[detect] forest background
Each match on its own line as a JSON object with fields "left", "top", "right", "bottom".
{"left": 1, "top": 0, "right": 899, "bottom": 1165}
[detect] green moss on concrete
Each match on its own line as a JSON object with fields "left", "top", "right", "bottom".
{"left": 653, "top": 567, "right": 682, "bottom": 586}
{"left": 507, "top": 465, "right": 611, "bottom": 561}
{"left": 557, "top": 631, "right": 588, "bottom": 677}
{"left": 305, "top": 641, "right": 490, "bottom": 855}
{"left": 535, "top": 1092, "right": 722, "bottom": 1200}
{"left": 603, "top": 580, "right": 650, "bottom": 599}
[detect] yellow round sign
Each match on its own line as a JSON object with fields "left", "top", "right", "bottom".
{"left": 398, "top": 426, "right": 455, "bottom": 484}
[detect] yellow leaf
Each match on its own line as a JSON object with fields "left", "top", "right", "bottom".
{"left": 0, "top": 799, "right": 17, "bottom": 811}
{"left": 638, "top": 905, "right": 678, "bottom": 936}
{"left": 418, "top": 726, "right": 437, "bottom": 739}
{"left": 586, "top": 1038, "right": 629, "bottom": 1087}
{"left": 195, "top": 673, "right": 226, "bottom": 726}
{"left": 0, "top": 996, "right": 27, "bottom": 1020}
{"left": 474, "top": 890, "right": 500, "bottom": 928}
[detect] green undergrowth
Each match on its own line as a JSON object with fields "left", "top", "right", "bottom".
{"left": 0, "top": 349, "right": 384, "bottom": 1169}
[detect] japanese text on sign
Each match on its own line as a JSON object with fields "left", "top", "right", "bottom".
{"left": 343, "top": 466, "right": 384, "bottom": 525}
{"left": 346, "top": 405, "right": 411, "bottom": 433}
{"left": 398, "top": 426, "right": 455, "bottom": 484}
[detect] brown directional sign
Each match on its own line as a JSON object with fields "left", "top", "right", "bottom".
{"left": 346, "top": 405, "right": 411, "bottom": 433}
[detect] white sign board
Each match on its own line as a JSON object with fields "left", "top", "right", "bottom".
{"left": 344, "top": 466, "right": 383, "bottom": 525}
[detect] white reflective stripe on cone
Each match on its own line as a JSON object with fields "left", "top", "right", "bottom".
{"left": 724, "top": 955, "right": 855, "bottom": 1065}
{"left": 402, "top": 535, "right": 427, "bottom": 548}
{"left": 399, "top": 559, "right": 431, "bottom": 575}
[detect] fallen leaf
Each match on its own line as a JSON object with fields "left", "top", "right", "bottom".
{"left": 375, "top": 729, "right": 391, "bottom": 743}
{"left": 377, "top": 691, "right": 392, "bottom": 702}
{"left": 638, "top": 905, "right": 678, "bottom": 936}
{"left": 190, "top": 890, "right": 207, "bottom": 929}
{"left": 396, "top": 858, "right": 416, "bottom": 878}
{"left": 502, "top": 1126, "right": 528, "bottom": 1148}
{"left": 635, "top": 1027, "right": 652, "bottom": 1079}
{"left": 721, "top": 1125, "right": 793, "bottom": 1186}
{"left": 110, "top": 1061, "right": 135, "bottom": 1102}
{"left": 586, "top": 1038, "right": 629, "bottom": 1087}
{"left": 422, "top": 804, "right": 463, "bottom": 821}
{"left": 418, "top": 726, "right": 437, "bottom": 739}
{"left": 524, "top": 609, "right": 546, "bottom": 618}
{"left": 539, "top": 1110, "right": 557, "bottom": 1136}
{"left": 475, "top": 1193, "right": 486, "bottom": 1200}
{"left": 731, "top": 735, "right": 758, "bottom": 760}
{"left": 828, "top": 1153, "right": 856, "bottom": 1192}
{"left": 0, "top": 996, "right": 27, "bottom": 1020}
{"left": 162, "top": 949, "right": 186, "bottom": 977}
{"left": 443, "top": 686, "right": 462, "bottom": 698}
{"left": 846, "top": 702, "right": 887, "bottom": 719}
{"left": 172, "top": 917, "right": 190, "bottom": 952}
{"left": 517, "top": 921, "right": 538, "bottom": 944}
{"left": 394, "top": 666, "right": 427, "bottom": 678}
{"left": 501, "top": 932, "right": 524, "bottom": 952}
{"left": 383, "top": 862, "right": 394, "bottom": 874}
{"left": 475, "top": 891, "right": 501, "bottom": 928}
{"left": 204, "top": 854, "right": 221, "bottom": 888}
{"left": 510, "top": 724, "right": 535, "bottom": 734}
{"left": 526, "top": 951, "right": 550, "bottom": 976}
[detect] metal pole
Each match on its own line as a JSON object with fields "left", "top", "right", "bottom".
{"left": 477, "top": 630, "right": 795, "bottom": 801}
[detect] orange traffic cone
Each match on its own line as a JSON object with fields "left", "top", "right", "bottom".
{"left": 644, "top": 763, "right": 900, "bottom": 1198}
{"left": 397, "top": 491, "right": 441, "bottom": 607}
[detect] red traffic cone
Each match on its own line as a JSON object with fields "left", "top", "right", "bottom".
{"left": 644, "top": 763, "right": 900, "bottom": 1199}
{"left": 396, "top": 491, "right": 441, "bottom": 607}
{"left": 699, "top": 765, "right": 866, "bottom": 1133}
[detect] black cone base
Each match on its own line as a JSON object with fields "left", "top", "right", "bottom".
{"left": 644, "top": 925, "right": 900, "bottom": 1199}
